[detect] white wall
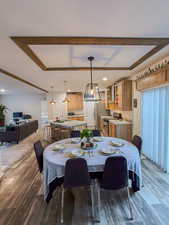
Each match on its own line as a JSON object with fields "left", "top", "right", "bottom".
{"left": 47, "top": 92, "right": 67, "bottom": 120}
{"left": 0, "top": 93, "right": 43, "bottom": 125}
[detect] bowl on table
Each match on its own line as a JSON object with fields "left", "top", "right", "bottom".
{"left": 111, "top": 141, "right": 124, "bottom": 147}
{"left": 100, "top": 148, "right": 122, "bottom": 156}
{"left": 52, "top": 144, "right": 65, "bottom": 151}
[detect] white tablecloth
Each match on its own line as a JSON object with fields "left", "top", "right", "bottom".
{"left": 43, "top": 137, "right": 142, "bottom": 199}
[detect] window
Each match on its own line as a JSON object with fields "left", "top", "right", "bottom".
{"left": 142, "top": 86, "right": 169, "bottom": 172}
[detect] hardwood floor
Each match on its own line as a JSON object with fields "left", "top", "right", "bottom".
{"left": 0, "top": 153, "right": 169, "bottom": 225}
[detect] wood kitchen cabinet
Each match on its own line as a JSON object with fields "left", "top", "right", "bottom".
{"left": 68, "top": 116, "right": 84, "bottom": 121}
{"left": 109, "top": 122, "right": 132, "bottom": 141}
{"left": 67, "top": 92, "right": 83, "bottom": 111}
{"left": 116, "top": 80, "right": 132, "bottom": 111}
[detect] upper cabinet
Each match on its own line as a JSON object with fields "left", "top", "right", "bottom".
{"left": 106, "top": 80, "right": 132, "bottom": 111}
{"left": 67, "top": 92, "right": 83, "bottom": 112}
{"left": 117, "top": 80, "right": 132, "bottom": 111}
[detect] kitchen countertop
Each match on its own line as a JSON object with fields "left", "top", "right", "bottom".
{"left": 51, "top": 120, "right": 87, "bottom": 128}
{"left": 109, "top": 119, "right": 132, "bottom": 125}
{"left": 100, "top": 116, "right": 114, "bottom": 120}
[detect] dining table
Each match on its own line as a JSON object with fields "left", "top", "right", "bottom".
{"left": 43, "top": 136, "right": 142, "bottom": 202}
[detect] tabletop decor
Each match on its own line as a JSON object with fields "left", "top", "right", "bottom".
{"left": 80, "top": 129, "right": 94, "bottom": 150}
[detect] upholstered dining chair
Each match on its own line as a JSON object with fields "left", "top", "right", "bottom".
{"left": 132, "top": 135, "right": 142, "bottom": 156}
{"left": 92, "top": 130, "right": 101, "bottom": 137}
{"left": 34, "top": 140, "right": 44, "bottom": 173}
{"left": 61, "top": 158, "right": 95, "bottom": 223}
{"left": 70, "top": 130, "right": 81, "bottom": 138}
{"left": 97, "top": 156, "right": 133, "bottom": 221}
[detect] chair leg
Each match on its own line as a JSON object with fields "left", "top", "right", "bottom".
{"left": 126, "top": 187, "right": 133, "bottom": 220}
{"left": 61, "top": 186, "right": 64, "bottom": 223}
{"left": 97, "top": 182, "right": 101, "bottom": 222}
{"left": 90, "top": 185, "right": 95, "bottom": 219}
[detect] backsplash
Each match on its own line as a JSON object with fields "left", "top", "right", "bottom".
{"left": 110, "top": 110, "right": 132, "bottom": 122}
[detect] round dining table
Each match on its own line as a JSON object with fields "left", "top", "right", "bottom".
{"left": 43, "top": 136, "right": 142, "bottom": 201}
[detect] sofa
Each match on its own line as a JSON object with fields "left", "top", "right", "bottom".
{"left": 0, "top": 120, "right": 38, "bottom": 144}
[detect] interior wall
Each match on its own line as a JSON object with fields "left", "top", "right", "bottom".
{"left": 47, "top": 92, "right": 67, "bottom": 120}
{"left": 0, "top": 93, "right": 43, "bottom": 126}
{"left": 132, "top": 81, "right": 141, "bottom": 135}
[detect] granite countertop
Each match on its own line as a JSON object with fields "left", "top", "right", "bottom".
{"left": 52, "top": 120, "right": 87, "bottom": 128}
{"left": 100, "top": 116, "right": 114, "bottom": 120}
{"left": 109, "top": 119, "right": 132, "bottom": 125}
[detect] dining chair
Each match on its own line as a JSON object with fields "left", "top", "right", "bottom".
{"left": 34, "top": 140, "right": 44, "bottom": 173}
{"left": 132, "top": 135, "right": 142, "bottom": 156}
{"left": 61, "top": 158, "right": 95, "bottom": 223}
{"left": 92, "top": 130, "right": 101, "bottom": 137}
{"left": 97, "top": 156, "right": 133, "bottom": 221}
{"left": 70, "top": 130, "right": 81, "bottom": 138}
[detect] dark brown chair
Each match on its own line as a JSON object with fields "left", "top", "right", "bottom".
{"left": 70, "top": 130, "right": 81, "bottom": 138}
{"left": 92, "top": 130, "right": 101, "bottom": 137}
{"left": 97, "top": 156, "right": 133, "bottom": 221}
{"left": 34, "top": 141, "right": 44, "bottom": 173}
{"left": 61, "top": 158, "right": 94, "bottom": 223}
{"left": 132, "top": 135, "right": 142, "bottom": 156}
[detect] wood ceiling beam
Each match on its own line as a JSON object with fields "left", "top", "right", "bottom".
{"left": 10, "top": 36, "right": 169, "bottom": 71}
{"left": 46, "top": 67, "right": 130, "bottom": 71}
{"left": 11, "top": 36, "right": 169, "bottom": 45}
{"left": 0, "top": 68, "right": 48, "bottom": 93}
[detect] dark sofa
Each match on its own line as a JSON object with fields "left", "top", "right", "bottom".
{"left": 0, "top": 120, "right": 38, "bottom": 144}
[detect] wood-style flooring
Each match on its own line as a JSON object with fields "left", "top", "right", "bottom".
{"left": 0, "top": 152, "right": 169, "bottom": 225}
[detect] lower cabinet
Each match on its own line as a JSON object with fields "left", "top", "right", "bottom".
{"left": 68, "top": 116, "right": 84, "bottom": 121}
{"left": 109, "top": 122, "right": 132, "bottom": 141}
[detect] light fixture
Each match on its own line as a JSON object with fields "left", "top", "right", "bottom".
{"left": 102, "top": 77, "right": 108, "bottom": 81}
{"left": 0, "top": 89, "right": 5, "bottom": 92}
{"left": 63, "top": 81, "right": 70, "bottom": 103}
{"left": 49, "top": 86, "right": 55, "bottom": 105}
{"left": 84, "top": 56, "right": 101, "bottom": 102}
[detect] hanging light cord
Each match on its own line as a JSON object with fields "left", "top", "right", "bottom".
{"left": 90, "top": 59, "right": 93, "bottom": 88}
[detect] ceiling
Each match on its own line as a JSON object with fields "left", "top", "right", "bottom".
{"left": 1, "top": 0, "right": 169, "bottom": 93}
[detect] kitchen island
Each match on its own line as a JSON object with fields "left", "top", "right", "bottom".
{"left": 51, "top": 120, "right": 87, "bottom": 130}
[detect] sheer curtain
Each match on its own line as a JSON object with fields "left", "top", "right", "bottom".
{"left": 141, "top": 85, "right": 169, "bottom": 172}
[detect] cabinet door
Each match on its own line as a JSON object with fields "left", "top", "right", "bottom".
{"left": 67, "top": 93, "right": 83, "bottom": 111}
{"left": 109, "top": 123, "right": 116, "bottom": 137}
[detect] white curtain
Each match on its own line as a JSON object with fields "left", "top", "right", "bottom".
{"left": 141, "top": 85, "right": 169, "bottom": 172}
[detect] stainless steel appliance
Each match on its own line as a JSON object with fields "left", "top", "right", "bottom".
{"left": 94, "top": 103, "right": 110, "bottom": 129}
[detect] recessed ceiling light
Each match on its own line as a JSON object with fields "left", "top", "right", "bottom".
{"left": 102, "top": 77, "right": 108, "bottom": 81}
{"left": 0, "top": 89, "right": 5, "bottom": 92}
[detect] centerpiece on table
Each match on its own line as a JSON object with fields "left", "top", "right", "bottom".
{"left": 80, "top": 129, "right": 94, "bottom": 150}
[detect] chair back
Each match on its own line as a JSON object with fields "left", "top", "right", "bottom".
{"left": 64, "top": 158, "right": 90, "bottom": 188}
{"left": 132, "top": 135, "right": 142, "bottom": 155}
{"left": 100, "top": 156, "right": 128, "bottom": 190}
{"left": 70, "top": 130, "right": 81, "bottom": 138}
{"left": 34, "top": 141, "right": 44, "bottom": 173}
{"left": 92, "top": 130, "right": 101, "bottom": 137}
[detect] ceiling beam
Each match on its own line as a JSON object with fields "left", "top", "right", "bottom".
{"left": 0, "top": 68, "right": 48, "bottom": 93}
{"left": 11, "top": 36, "right": 169, "bottom": 71}
{"left": 11, "top": 36, "right": 169, "bottom": 45}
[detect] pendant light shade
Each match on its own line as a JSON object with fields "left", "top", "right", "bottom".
{"left": 62, "top": 81, "right": 70, "bottom": 103}
{"left": 50, "top": 86, "right": 55, "bottom": 104}
{"left": 84, "top": 56, "right": 101, "bottom": 102}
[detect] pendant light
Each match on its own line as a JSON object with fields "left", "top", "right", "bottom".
{"left": 62, "top": 81, "right": 70, "bottom": 103}
{"left": 50, "top": 86, "right": 55, "bottom": 104}
{"left": 84, "top": 56, "right": 101, "bottom": 102}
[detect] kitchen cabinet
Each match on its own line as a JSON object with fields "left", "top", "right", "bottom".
{"left": 68, "top": 116, "right": 84, "bottom": 121}
{"left": 67, "top": 92, "right": 83, "bottom": 111}
{"left": 109, "top": 121, "right": 132, "bottom": 141}
{"left": 105, "top": 86, "right": 112, "bottom": 109}
{"left": 106, "top": 80, "right": 132, "bottom": 111}
{"left": 116, "top": 80, "right": 132, "bottom": 111}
